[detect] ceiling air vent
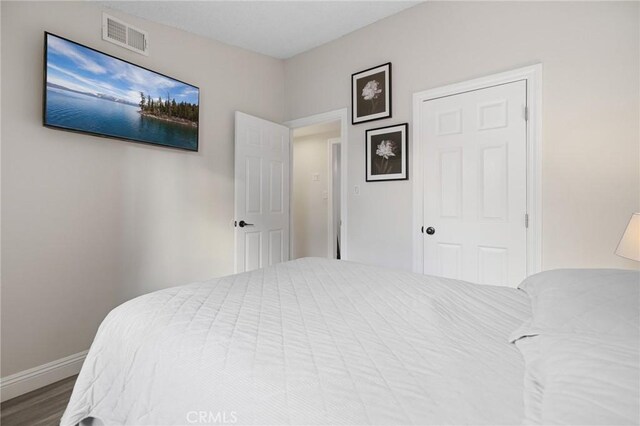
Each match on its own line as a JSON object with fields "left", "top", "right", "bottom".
{"left": 102, "top": 13, "right": 149, "bottom": 56}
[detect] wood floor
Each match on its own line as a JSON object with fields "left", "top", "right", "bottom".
{"left": 1, "top": 375, "right": 77, "bottom": 426}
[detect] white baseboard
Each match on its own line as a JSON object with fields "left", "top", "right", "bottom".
{"left": 0, "top": 350, "right": 88, "bottom": 402}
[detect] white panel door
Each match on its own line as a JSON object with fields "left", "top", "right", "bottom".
{"left": 422, "top": 81, "right": 527, "bottom": 287}
{"left": 234, "top": 112, "right": 290, "bottom": 273}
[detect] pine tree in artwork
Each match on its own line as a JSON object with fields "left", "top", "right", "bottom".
{"left": 138, "top": 91, "right": 198, "bottom": 126}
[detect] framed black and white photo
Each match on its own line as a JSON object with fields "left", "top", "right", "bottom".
{"left": 352, "top": 62, "right": 391, "bottom": 124}
{"left": 366, "top": 123, "right": 408, "bottom": 182}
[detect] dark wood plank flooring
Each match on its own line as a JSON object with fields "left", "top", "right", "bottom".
{"left": 1, "top": 375, "right": 77, "bottom": 426}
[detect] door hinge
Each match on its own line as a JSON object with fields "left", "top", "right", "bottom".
{"left": 525, "top": 213, "right": 529, "bottom": 228}
{"left": 524, "top": 105, "right": 529, "bottom": 122}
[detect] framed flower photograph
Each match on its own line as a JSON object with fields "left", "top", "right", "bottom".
{"left": 366, "top": 123, "right": 408, "bottom": 182}
{"left": 352, "top": 62, "right": 391, "bottom": 124}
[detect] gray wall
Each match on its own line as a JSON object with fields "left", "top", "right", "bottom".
{"left": 1, "top": 1, "right": 285, "bottom": 377}
{"left": 285, "top": 1, "right": 640, "bottom": 272}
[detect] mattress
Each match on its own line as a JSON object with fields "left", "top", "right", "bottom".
{"left": 61, "top": 257, "right": 531, "bottom": 425}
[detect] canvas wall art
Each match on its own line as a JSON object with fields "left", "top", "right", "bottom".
{"left": 43, "top": 32, "right": 200, "bottom": 151}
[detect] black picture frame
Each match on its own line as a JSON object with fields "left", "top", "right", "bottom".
{"left": 43, "top": 32, "right": 200, "bottom": 152}
{"left": 365, "top": 123, "right": 408, "bottom": 182}
{"left": 351, "top": 62, "right": 392, "bottom": 125}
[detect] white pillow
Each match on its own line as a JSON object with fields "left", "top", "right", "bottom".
{"left": 510, "top": 269, "right": 639, "bottom": 341}
{"left": 511, "top": 269, "right": 640, "bottom": 425}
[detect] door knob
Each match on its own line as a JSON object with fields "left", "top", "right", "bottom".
{"left": 238, "top": 220, "right": 254, "bottom": 228}
{"left": 426, "top": 227, "right": 435, "bottom": 235}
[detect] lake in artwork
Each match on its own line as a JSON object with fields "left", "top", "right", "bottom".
{"left": 44, "top": 33, "right": 199, "bottom": 151}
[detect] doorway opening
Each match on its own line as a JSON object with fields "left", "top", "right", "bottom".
{"left": 291, "top": 121, "right": 341, "bottom": 259}
{"left": 285, "top": 108, "right": 349, "bottom": 260}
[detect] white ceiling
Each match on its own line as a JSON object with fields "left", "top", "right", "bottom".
{"left": 97, "top": 1, "right": 421, "bottom": 59}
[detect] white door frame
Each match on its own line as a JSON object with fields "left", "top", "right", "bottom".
{"left": 327, "top": 137, "right": 341, "bottom": 258}
{"left": 412, "top": 64, "right": 542, "bottom": 276}
{"left": 286, "top": 108, "right": 349, "bottom": 260}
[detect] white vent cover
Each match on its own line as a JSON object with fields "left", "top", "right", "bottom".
{"left": 102, "top": 13, "right": 149, "bottom": 56}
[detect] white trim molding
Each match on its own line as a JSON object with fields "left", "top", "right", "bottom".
{"left": 412, "top": 64, "right": 543, "bottom": 276}
{"left": 0, "top": 350, "right": 87, "bottom": 402}
{"left": 286, "top": 108, "right": 349, "bottom": 260}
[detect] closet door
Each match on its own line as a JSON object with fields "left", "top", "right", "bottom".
{"left": 422, "top": 81, "right": 527, "bottom": 287}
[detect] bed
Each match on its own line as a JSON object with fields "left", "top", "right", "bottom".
{"left": 60, "top": 257, "right": 639, "bottom": 426}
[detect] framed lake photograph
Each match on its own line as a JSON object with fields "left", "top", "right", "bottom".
{"left": 366, "top": 123, "right": 408, "bottom": 182}
{"left": 352, "top": 62, "right": 391, "bottom": 125}
{"left": 43, "top": 32, "right": 199, "bottom": 151}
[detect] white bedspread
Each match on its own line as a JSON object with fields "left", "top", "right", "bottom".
{"left": 61, "top": 258, "right": 531, "bottom": 426}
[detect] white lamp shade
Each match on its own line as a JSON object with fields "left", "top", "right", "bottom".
{"left": 616, "top": 213, "right": 640, "bottom": 261}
